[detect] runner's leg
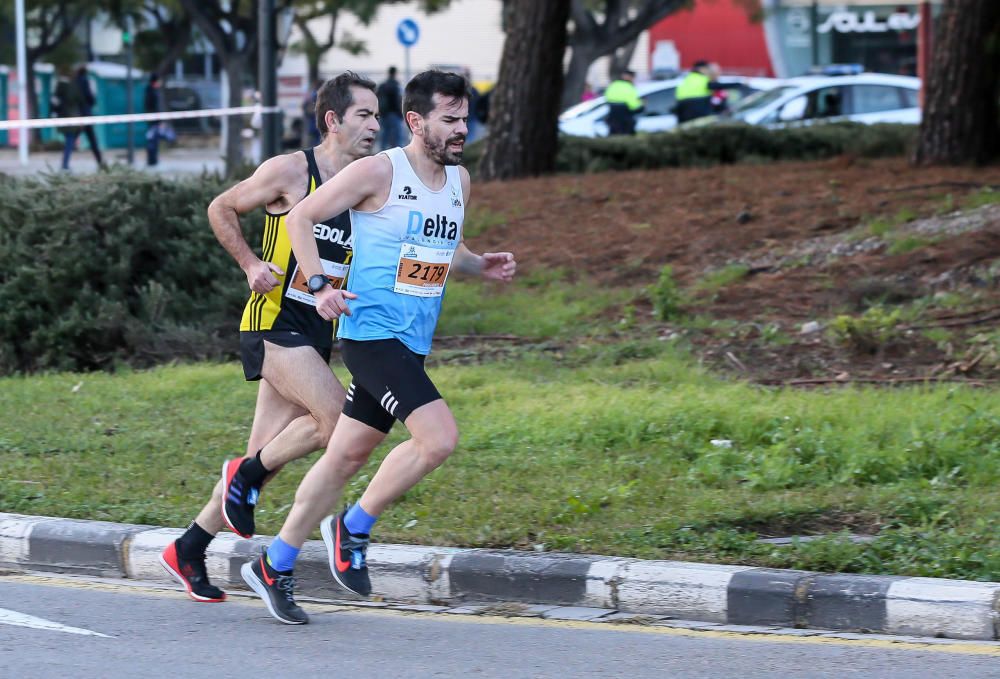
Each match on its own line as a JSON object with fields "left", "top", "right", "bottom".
{"left": 356, "top": 399, "right": 457, "bottom": 516}
{"left": 192, "top": 377, "right": 304, "bottom": 534}
{"left": 275, "top": 414, "right": 387, "bottom": 547}
{"left": 220, "top": 342, "right": 346, "bottom": 537}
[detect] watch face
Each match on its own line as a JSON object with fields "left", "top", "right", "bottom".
{"left": 308, "top": 275, "right": 327, "bottom": 293}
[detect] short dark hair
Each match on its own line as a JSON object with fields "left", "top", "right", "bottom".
{"left": 693, "top": 60, "right": 710, "bottom": 70}
{"left": 402, "top": 70, "right": 470, "bottom": 129}
{"left": 388, "top": 66, "right": 397, "bottom": 78}
{"left": 316, "top": 71, "right": 376, "bottom": 136}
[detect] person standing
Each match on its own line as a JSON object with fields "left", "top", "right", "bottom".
{"left": 675, "top": 60, "right": 726, "bottom": 124}
{"left": 158, "top": 72, "right": 381, "bottom": 603}
{"left": 144, "top": 73, "right": 164, "bottom": 167}
{"left": 51, "top": 66, "right": 84, "bottom": 170}
{"left": 604, "top": 70, "right": 643, "bottom": 136}
{"left": 240, "top": 70, "right": 516, "bottom": 625}
{"left": 376, "top": 66, "right": 403, "bottom": 150}
{"left": 74, "top": 65, "right": 104, "bottom": 168}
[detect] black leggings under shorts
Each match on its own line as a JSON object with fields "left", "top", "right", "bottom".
{"left": 340, "top": 338, "right": 442, "bottom": 434}
{"left": 239, "top": 330, "right": 331, "bottom": 382}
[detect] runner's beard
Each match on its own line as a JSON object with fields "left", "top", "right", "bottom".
{"left": 424, "top": 129, "right": 465, "bottom": 165}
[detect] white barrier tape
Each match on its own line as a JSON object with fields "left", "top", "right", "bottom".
{"left": 0, "top": 105, "right": 282, "bottom": 131}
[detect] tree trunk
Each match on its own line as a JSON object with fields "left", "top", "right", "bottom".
{"left": 479, "top": 0, "right": 571, "bottom": 181}
{"left": 154, "top": 19, "right": 193, "bottom": 78}
{"left": 224, "top": 59, "right": 245, "bottom": 174}
{"left": 608, "top": 38, "right": 639, "bottom": 82}
{"left": 914, "top": 0, "right": 1000, "bottom": 165}
{"left": 562, "top": 41, "right": 600, "bottom": 111}
{"left": 307, "top": 49, "right": 322, "bottom": 88}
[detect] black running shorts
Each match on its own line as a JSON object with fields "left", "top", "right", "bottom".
{"left": 239, "top": 330, "right": 332, "bottom": 381}
{"left": 340, "top": 338, "right": 442, "bottom": 433}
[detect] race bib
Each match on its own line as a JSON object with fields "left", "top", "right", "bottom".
{"left": 394, "top": 243, "right": 454, "bottom": 297}
{"left": 286, "top": 258, "right": 350, "bottom": 307}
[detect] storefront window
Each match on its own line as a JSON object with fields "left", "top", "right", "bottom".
{"left": 768, "top": 3, "right": 929, "bottom": 77}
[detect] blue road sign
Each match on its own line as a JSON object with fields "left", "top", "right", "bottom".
{"left": 396, "top": 18, "right": 420, "bottom": 47}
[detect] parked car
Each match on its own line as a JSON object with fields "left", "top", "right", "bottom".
{"left": 558, "top": 76, "right": 783, "bottom": 137}
{"left": 713, "top": 73, "right": 921, "bottom": 127}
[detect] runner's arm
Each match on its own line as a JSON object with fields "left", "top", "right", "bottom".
{"left": 452, "top": 167, "right": 516, "bottom": 281}
{"left": 207, "top": 154, "right": 298, "bottom": 293}
{"left": 285, "top": 155, "right": 391, "bottom": 321}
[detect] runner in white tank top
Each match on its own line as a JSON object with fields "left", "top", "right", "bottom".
{"left": 241, "top": 71, "right": 517, "bottom": 623}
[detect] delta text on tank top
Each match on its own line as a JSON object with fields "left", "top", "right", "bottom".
{"left": 340, "top": 147, "right": 465, "bottom": 355}
{"left": 239, "top": 148, "right": 353, "bottom": 348}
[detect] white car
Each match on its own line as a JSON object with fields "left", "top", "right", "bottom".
{"left": 719, "top": 73, "right": 921, "bottom": 127}
{"left": 558, "top": 76, "right": 783, "bottom": 138}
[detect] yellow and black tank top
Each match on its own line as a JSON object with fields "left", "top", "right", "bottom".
{"left": 239, "top": 148, "right": 353, "bottom": 348}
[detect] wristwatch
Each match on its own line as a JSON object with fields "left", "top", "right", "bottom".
{"left": 307, "top": 274, "right": 331, "bottom": 294}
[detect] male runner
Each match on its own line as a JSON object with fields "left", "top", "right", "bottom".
{"left": 159, "top": 72, "right": 380, "bottom": 602}
{"left": 241, "top": 70, "right": 516, "bottom": 624}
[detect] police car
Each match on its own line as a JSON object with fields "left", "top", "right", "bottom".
{"left": 708, "top": 72, "right": 921, "bottom": 127}
{"left": 558, "top": 76, "right": 783, "bottom": 138}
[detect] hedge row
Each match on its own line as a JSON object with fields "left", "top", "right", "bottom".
{"left": 0, "top": 169, "right": 259, "bottom": 374}
{"left": 465, "top": 122, "right": 915, "bottom": 176}
{"left": 0, "top": 124, "right": 913, "bottom": 374}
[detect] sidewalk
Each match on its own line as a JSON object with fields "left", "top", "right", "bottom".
{"left": 0, "top": 147, "right": 225, "bottom": 177}
{"left": 1, "top": 512, "right": 997, "bottom": 641}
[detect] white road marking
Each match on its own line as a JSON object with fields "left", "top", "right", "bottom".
{"left": 0, "top": 607, "right": 111, "bottom": 637}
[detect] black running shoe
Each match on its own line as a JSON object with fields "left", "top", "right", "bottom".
{"left": 221, "top": 457, "right": 260, "bottom": 538}
{"left": 159, "top": 540, "right": 226, "bottom": 602}
{"left": 320, "top": 511, "right": 372, "bottom": 596}
{"left": 241, "top": 553, "right": 309, "bottom": 625}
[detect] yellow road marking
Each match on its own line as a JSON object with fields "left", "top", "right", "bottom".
{"left": 4, "top": 572, "right": 999, "bottom": 656}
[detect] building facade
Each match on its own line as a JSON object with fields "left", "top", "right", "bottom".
{"left": 648, "top": 0, "right": 940, "bottom": 79}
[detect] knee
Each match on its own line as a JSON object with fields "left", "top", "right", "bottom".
{"left": 416, "top": 428, "right": 458, "bottom": 470}
{"left": 321, "top": 438, "right": 373, "bottom": 476}
{"left": 310, "top": 407, "right": 340, "bottom": 448}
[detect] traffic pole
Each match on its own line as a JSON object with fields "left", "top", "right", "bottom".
{"left": 259, "top": 0, "right": 278, "bottom": 160}
{"left": 15, "top": 0, "right": 29, "bottom": 165}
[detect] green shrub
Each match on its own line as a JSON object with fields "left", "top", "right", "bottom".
{"left": 649, "top": 265, "right": 684, "bottom": 321}
{"left": 828, "top": 306, "right": 902, "bottom": 354}
{"left": 0, "top": 169, "right": 257, "bottom": 374}
{"left": 467, "top": 122, "right": 914, "bottom": 176}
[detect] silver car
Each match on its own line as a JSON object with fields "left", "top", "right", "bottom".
{"left": 719, "top": 73, "right": 921, "bottom": 127}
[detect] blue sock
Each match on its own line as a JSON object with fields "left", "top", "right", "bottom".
{"left": 266, "top": 536, "right": 300, "bottom": 573}
{"left": 344, "top": 502, "right": 378, "bottom": 536}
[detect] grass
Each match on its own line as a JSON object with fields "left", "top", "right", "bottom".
{"left": 886, "top": 234, "right": 938, "bottom": 256}
{"left": 3, "top": 349, "right": 1000, "bottom": 581}
{"left": 692, "top": 264, "right": 750, "bottom": 295}
{"left": 963, "top": 188, "right": 1000, "bottom": 210}
{"left": 438, "top": 278, "right": 634, "bottom": 338}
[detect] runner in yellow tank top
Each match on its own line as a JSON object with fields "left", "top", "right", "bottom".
{"left": 159, "top": 72, "right": 382, "bottom": 604}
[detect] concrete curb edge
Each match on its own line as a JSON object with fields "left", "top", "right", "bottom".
{"left": 1, "top": 512, "right": 996, "bottom": 640}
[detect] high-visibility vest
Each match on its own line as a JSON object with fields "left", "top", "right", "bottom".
{"left": 604, "top": 79, "right": 643, "bottom": 111}
{"left": 676, "top": 72, "right": 711, "bottom": 101}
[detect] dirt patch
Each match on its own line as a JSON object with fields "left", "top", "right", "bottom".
{"left": 466, "top": 157, "right": 1000, "bottom": 384}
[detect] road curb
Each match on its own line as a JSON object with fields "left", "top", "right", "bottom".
{"left": 1, "top": 512, "right": 997, "bottom": 640}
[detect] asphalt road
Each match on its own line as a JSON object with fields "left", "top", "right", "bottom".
{"left": 1, "top": 574, "right": 998, "bottom": 679}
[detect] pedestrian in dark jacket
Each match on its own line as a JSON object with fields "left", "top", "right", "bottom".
{"left": 52, "top": 65, "right": 101, "bottom": 170}
{"left": 144, "top": 73, "right": 164, "bottom": 166}
{"left": 74, "top": 65, "right": 104, "bottom": 168}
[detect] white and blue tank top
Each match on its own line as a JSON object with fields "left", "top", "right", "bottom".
{"left": 339, "top": 147, "right": 465, "bottom": 355}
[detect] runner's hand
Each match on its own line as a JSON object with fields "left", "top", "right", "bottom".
{"left": 244, "top": 260, "right": 284, "bottom": 294}
{"left": 315, "top": 286, "right": 358, "bottom": 321}
{"left": 481, "top": 252, "right": 516, "bottom": 282}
